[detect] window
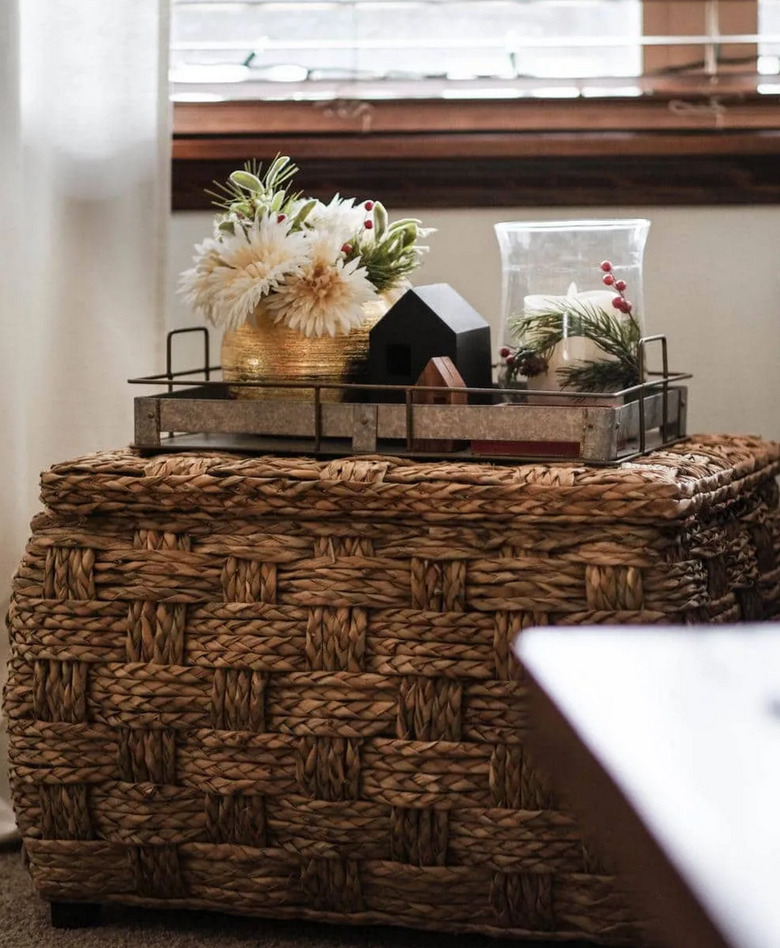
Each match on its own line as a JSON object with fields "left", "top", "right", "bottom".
{"left": 171, "top": 0, "right": 643, "bottom": 100}
{"left": 171, "top": 0, "right": 780, "bottom": 209}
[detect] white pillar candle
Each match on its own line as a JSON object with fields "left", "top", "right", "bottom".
{"left": 523, "top": 282, "right": 617, "bottom": 325}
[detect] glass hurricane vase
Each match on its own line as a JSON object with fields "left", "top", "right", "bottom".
{"left": 494, "top": 219, "right": 651, "bottom": 396}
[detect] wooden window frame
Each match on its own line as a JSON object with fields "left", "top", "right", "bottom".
{"left": 173, "top": 0, "right": 780, "bottom": 209}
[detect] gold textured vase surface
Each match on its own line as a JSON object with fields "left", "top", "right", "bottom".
{"left": 221, "top": 297, "right": 390, "bottom": 400}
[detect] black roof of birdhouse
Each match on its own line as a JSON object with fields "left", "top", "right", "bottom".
{"left": 368, "top": 284, "right": 493, "bottom": 396}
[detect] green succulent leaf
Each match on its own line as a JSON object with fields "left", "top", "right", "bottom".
{"left": 229, "top": 170, "right": 263, "bottom": 193}
{"left": 373, "top": 201, "right": 388, "bottom": 238}
{"left": 208, "top": 155, "right": 302, "bottom": 219}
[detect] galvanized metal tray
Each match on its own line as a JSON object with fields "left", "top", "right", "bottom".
{"left": 128, "top": 328, "right": 690, "bottom": 465}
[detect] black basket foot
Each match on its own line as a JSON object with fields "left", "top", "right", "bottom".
{"left": 50, "top": 901, "right": 102, "bottom": 929}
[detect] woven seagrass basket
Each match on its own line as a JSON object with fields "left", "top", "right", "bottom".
{"left": 4, "top": 434, "right": 780, "bottom": 944}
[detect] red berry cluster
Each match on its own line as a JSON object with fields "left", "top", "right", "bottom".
{"left": 600, "top": 260, "right": 632, "bottom": 314}
{"left": 364, "top": 200, "right": 374, "bottom": 230}
{"left": 499, "top": 345, "right": 547, "bottom": 378}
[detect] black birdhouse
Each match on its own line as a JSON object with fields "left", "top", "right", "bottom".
{"left": 367, "top": 284, "right": 492, "bottom": 401}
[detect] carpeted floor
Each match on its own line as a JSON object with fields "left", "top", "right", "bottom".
{"left": 0, "top": 845, "right": 607, "bottom": 948}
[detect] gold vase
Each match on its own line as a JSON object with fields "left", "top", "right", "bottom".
{"left": 221, "top": 297, "right": 390, "bottom": 401}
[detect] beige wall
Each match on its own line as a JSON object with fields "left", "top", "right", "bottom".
{"left": 170, "top": 205, "right": 780, "bottom": 443}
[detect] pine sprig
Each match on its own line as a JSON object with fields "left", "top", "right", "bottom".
{"left": 558, "top": 358, "right": 639, "bottom": 392}
{"left": 506, "top": 298, "right": 641, "bottom": 392}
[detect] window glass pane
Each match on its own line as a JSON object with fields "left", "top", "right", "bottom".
{"left": 170, "top": 0, "right": 642, "bottom": 99}
{"left": 759, "top": 0, "right": 780, "bottom": 75}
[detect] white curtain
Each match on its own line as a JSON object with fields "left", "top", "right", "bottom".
{"left": 0, "top": 1, "right": 171, "bottom": 834}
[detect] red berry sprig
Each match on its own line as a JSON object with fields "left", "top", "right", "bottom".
{"left": 498, "top": 344, "right": 547, "bottom": 381}
{"left": 600, "top": 260, "right": 632, "bottom": 314}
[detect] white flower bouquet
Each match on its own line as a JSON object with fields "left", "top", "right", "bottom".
{"left": 180, "top": 156, "right": 433, "bottom": 338}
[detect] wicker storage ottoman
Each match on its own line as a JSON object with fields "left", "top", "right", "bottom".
{"left": 5, "top": 434, "right": 780, "bottom": 943}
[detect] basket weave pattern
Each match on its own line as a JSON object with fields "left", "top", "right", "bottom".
{"left": 4, "top": 435, "right": 780, "bottom": 943}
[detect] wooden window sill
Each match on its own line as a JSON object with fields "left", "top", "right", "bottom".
{"left": 172, "top": 95, "right": 780, "bottom": 209}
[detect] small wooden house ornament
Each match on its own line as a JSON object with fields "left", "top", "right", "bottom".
{"left": 411, "top": 357, "right": 468, "bottom": 454}
{"left": 367, "top": 284, "right": 492, "bottom": 399}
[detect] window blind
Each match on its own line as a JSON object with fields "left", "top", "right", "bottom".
{"left": 170, "top": 0, "right": 780, "bottom": 102}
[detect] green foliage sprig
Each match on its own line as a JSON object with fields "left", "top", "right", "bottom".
{"left": 343, "top": 203, "right": 430, "bottom": 291}
{"left": 208, "top": 156, "right": 302, "bottom": 221}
